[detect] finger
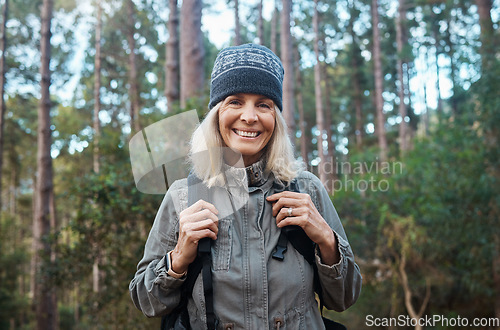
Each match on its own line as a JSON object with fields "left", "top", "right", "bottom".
{"left": 183, "top": 219, "right": 219, "bottom": 237}
{"left": 196, "top": 200, "right": 219, "bottom": 214}
{"left": 184, "top": 227, "right": 218, "bottom": 242}
{"left": 275, "top": 206, "right": 293, "bottom": 223}
{"left": 182, "top": 208, "right": 219, "bottom": 225}
{"left": 276, "top": 206, "right": 308, "bottom": 224}
{"left": 266, "top": 191, "right": 300, "bottom": 201}
{"left": 181, "top": 199, "right": 218, "bottom": 217}
{"left": 277, "top": 214, "right": 307, "bottom": 229}
{"left": 271, "top": 197, "right": 302, "bottom": 217}
{"left": 194, "top": 208, "right": 219, "bottom": 224}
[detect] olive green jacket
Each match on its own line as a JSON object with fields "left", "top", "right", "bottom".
{"left": 130, "top": 167, "right": 362, "bottom": 329}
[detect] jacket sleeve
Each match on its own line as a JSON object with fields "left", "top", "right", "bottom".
{"left": 299, "top": 172, "right": 362, "bottom": 312}
{"left": 129, "top": 180, "right": 188, "bottom": 317}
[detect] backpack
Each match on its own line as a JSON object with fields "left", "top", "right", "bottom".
{"left": 161, "top": 174, "right": 346, "bottom": 330}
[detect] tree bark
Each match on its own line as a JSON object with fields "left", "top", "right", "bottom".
{"left": 371, "top": 0, "right": 388, "bottom": 162}
{"left": 34, "top": 0, "right": 57, "bottom": 328}
{"left": 9, "top": 164, "right": 17, "bottom": 216}
{"left": 257, "top": 0, "right": 264, "bottom": 45}
{"left": 422, "top": 48, "right": 430, "bottom": 136}
{"left": 313, "top": 0, "right": 329, "bottom": 191}
{"left": 348, "top": 4, "right": 363, "bottom": 149}
{"left": 294, "top": 43, "right": 308, "bottom": 166}
{"left": 322, "top": 61, "right": 337, "bottom": 181}
{"left": 494, "top": 235, "right": 500, "bottom": 319}
{"left": 431, "top": 17, "right": 443, "bottom": 119}
{"left": 280, "top": 0, "right": 295, "bottom": 137}
{"left": 93, "top": 0, "right": 102, "bottom": 174}
{"left": 127, "top": 0, "right": 141, "bottom": 133}
{"left": 180, "top": 0, "right": 204, "bottom": 109}
{"left": 398, "top": 254, "right": 431, "bottom": 330}
{"left": 352, "top": 59, "right": 364, "bottom": 148}
{"left": 92, "top": 0, "right": 103, "bottom": 297}
{"left": 396, "top": 0, "right": 408, "bottom": 154}
{"left": 271, "top": 2, "right": 278, "bottom": 56}
{"left": 475, "top": 0, "right": 493, "bottom": 70}
{"left": 234, "top": 0, "right": 241, "bottom": 45}
{"left": 444, "top": 15, "right": 458, "bottom": 116}
{"left": 0, "top": 0, "right": 8, "bottom": 213}
{"left": 165, "top": 0, "right": 179, "bottom": 111}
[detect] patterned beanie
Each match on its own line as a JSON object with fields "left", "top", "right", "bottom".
{"left": 209, "top": 43, "right": 284, "bottom": 111}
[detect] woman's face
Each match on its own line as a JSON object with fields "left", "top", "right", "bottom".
{"left": 218, "top": 93, "right": 276, "bottom": 166}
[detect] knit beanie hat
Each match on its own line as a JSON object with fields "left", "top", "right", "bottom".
{"left": 209, "top": 43, "right": 284, "bottom": 111}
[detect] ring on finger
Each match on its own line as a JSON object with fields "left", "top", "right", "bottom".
{"left": 287, "top": 207, "right": 293, "bottom": 217}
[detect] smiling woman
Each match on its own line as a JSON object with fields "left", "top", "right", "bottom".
{"left": 218, "top": 93, "right": 276, "bottom": 166}
{"left": 130, "top": 43, "right": 362, "bottom": 330}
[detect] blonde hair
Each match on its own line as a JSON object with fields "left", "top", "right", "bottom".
{"left": 189, "top": 102, "right": 304, "bottom": 187}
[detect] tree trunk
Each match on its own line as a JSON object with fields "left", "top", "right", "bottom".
{"left": 271, "top": 2, "right": 278, "bottom": 56}
{"left": 92, "top": 0, "right": 103, "bottom": 297}
{"left": 422, "top": 49, "right": 430, "bottom": 136}
{"left": 432, "top": 18, "right": 443, "bottom": 119}
{"left": 234, "top": 0, "right": 241, "bottom": 45}
{"left": 396, "top": 0, "right": 408, "bottom": 154}
{"left": 313, "top": 0, "right": 329, "bottom": 192}
{"left": 494, "top": 235, "right": 500, "bottom": 319}
{"left": 280, "top": 0, "right": 295, "bottom": 137}
{"left": 444, "top": 15, "right": 458, "bottom": 116}
{"left": 475, "top": 0, "right": 493, "bottom": 69}
{"left": 353, "top": 62, "right": 363, "bottom": 148}
{"left": 9, "top": 165, "right": 16, "bottom": 216}
{"left": 294, "top": 44, "right": 308, "bottom": 166}
{"left": 93, "top": 0, "right": 102, "bottom": 174}
{"left": 180, "top": 0, "right": 204, "bottom": 109}
{"left": 322, "top": 61, "right": 337, "bottom": 181}
{"left": 348, "top": 4, "right": 363, "bottom": 149}
{"left": 165, "top": 0, "right": 179, "bottom": 111}
{"left": 0, "top": 0, "right": 8, "bottom": 213}
{"left": 371, "top": 0, "right": 388, "bottom": 162}
{"left": 34, "top": 0, "right": 57, "bottom": 328}
{"left": 127, "top": 0, "right": 141, "bottom": 133}
{"left": 257, "top": 0, "right": 264, "bottom": 45}
{"left": 398, "top": 255, "right": 431, "bottom": 330}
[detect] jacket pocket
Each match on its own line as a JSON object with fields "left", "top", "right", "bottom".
{"left": 212, "top": 216, "right": 233, "bottom": 271}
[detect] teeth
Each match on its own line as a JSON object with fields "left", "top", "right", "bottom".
{"left": 235, "top": 129, "right": 258, "bottom": 138}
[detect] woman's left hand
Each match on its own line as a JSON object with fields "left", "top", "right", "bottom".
{"left": 266, "top": 191, "right": 340, "bottom": 265}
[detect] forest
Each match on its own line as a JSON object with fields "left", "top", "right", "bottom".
{"left": 0, "top": 0, "right": 498, "bottom": 329}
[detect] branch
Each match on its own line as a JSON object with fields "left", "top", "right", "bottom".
{"left": 417, "top": 277, "right": 431, "bottom": 318}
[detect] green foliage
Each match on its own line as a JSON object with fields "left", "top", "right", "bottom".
{"left": 0, "top": 214, "right": 30, "bottom": 329}
{"left": 54, "top": 147, "right": 162, "bottom": 326}
{"left": 1, "top": 0, "right": 498, "bottom": 327}
{"left": 331, "top": 103, "right": 499, "bottom": 325}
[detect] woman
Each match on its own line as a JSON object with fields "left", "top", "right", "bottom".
{"left": 130, "top": 43, "right": 362, "bottom": 329}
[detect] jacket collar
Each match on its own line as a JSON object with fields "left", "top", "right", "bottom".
{"left": 222, "top": 158, "right": 270, "bottom": 188}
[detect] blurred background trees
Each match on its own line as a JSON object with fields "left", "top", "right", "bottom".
{"left": 0, "top": 0, "right": 498, "bottom": 328}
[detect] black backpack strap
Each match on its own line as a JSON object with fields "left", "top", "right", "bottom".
{"left": 187, "top": 173, "right": 218, "bottom": 329}
{"left": 272, "top": 178, "right": 347, "bottom": 330}
{"left": 161, "top": 173, "right": 217, "bottom": 330}
{"left": 272, "top": 179, "right": 311, "bottom": 262}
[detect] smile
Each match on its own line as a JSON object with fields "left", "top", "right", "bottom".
{"left": 233, "top": 129, "right": 260, "bottom": 138}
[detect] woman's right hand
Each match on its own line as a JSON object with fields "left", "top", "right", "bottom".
{"left": 170, "top": 200, "right": 219, "bottom": 274}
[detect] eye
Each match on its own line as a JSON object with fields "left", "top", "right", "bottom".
{"left": 228, "top": 99, "right": 241, "bottom": 106}
{"left": 258, "top": 102, "right": 272, "bottom": 109}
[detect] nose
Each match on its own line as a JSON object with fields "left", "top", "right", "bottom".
{"left": 240, "top": 104, "right": 258, "bottom": 123}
